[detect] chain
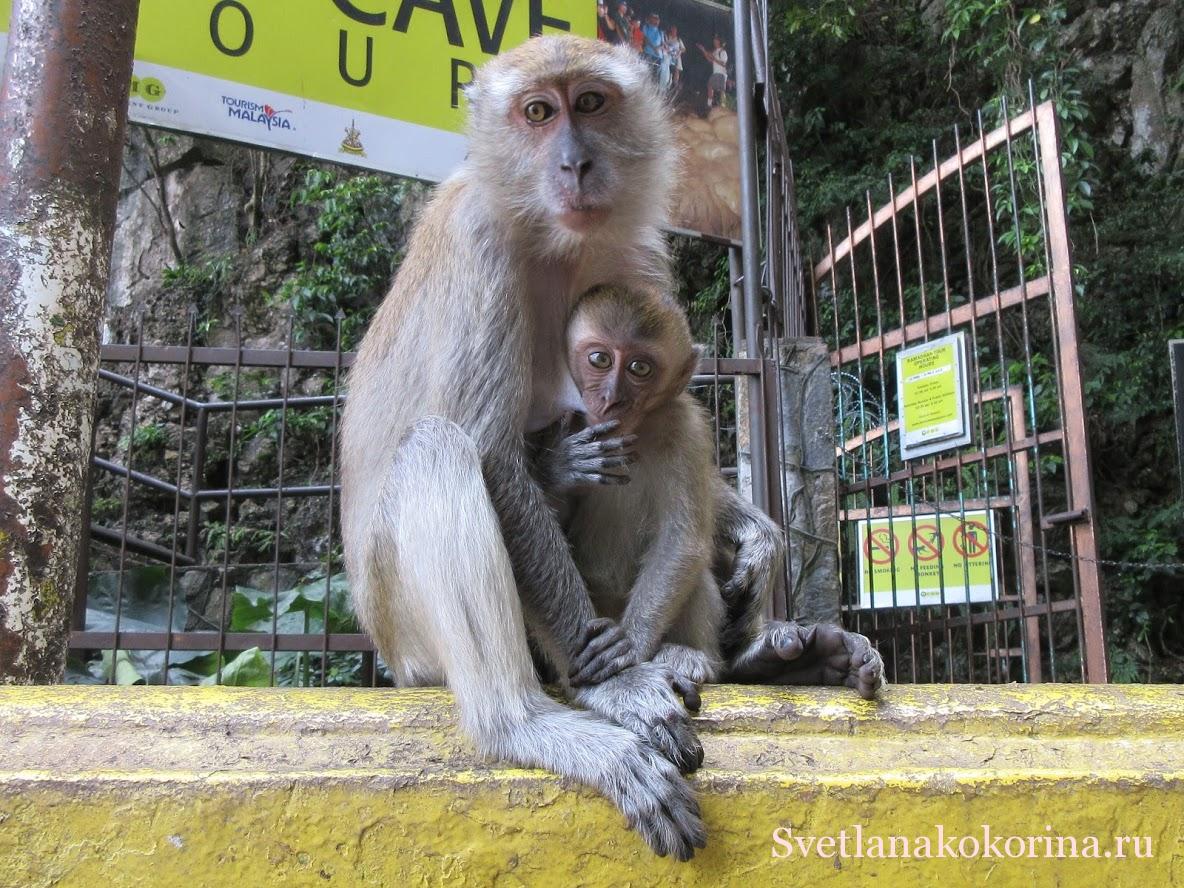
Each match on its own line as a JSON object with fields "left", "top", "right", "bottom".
{"left": 903, "top": 498, "right": 1184, "bottom": 574}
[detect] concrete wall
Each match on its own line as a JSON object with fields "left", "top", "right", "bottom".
{"left": 2, "top": 684, "right": 1182, "bottom": 886}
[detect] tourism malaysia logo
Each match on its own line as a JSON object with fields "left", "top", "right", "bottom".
{"left": 221, "top": 95, "right": 296, "bottom": 131}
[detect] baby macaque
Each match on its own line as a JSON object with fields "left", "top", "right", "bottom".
{"left": 536, "top": 284, "right": 885, "bottom": 700}
{"left": 534, "top": 284, "right": 725, "bottom": 685}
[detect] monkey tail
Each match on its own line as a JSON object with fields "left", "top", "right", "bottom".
{"left": 714, "top": 489, "right": 787, "bottom": 662}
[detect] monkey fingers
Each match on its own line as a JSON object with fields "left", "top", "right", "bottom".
{"left": 669, "top": 671, "right": 702, "bottom": 713}
{"left": 573, "top": 663, "right": 704, "bottom": 775}
{"left": 569, "top": 617, "right": 638, "bottom": 686}
{"left": 831, "top": 627, "right": 884, "bottom": 700}
{"left": 568, "top": 422, "right": 639, "bottom": 457}
{"left": 720, "top": 546, "right": 773, "bottom": 604}
{"left": 567, "top": 453, "right": 632, "bottom": 486}
{"left": 552, "top": 426, "right": 637, "bottom": 488}
{"left": 653, "top": 643, "right": 717, "bottom": 690}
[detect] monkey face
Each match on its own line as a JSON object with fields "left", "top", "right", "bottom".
{"left": 465, "top": 36, "right": 676, "bottom": 242}
{"left": 514, "top": 79, "right": 625, "bottom": 232}
{"left": 570, "top": 335, "right": 665, "bottom": 433}
{"left": 566, "top": 285, "right": 698, "bottom": 433}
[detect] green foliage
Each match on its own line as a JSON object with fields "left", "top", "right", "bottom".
{"left": 118, "top": 421, "right": 169, "bottom": 456}
{"left": 241, "top": 406, "right": 334, "bottom": 445}
{"left": 277, "top": 167, "right": 409, "bottom": 349}
{"left": 162, "top": 256, "right": 232, "bottom": 337}
{"left": 202, "top": 519, "right": 278, "bottom": 559}
{"left": 90, "top": 495, "right": 122, "bottom": 521}
{"left": 67, "top": 570, "right": 365, "bottom": 687}
{"left": 775, "top": 0, "right": 1184, "bottom": 678}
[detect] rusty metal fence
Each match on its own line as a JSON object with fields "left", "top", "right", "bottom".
{"left": 69, "top": 313, "right": 772, "bottom": 686}
{"left": 813, "top": 97, "right": 1107, "bottom": 684}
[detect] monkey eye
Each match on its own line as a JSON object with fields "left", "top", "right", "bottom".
{"left": 627, "top": 359, "right": 653, "bottom": 378}
{"left": 588, "top": 351, "right": 612, "bottom": 370}
{"left": 524, "top": 100, "right": 556, "bottom": 124}
{"left": 574, "top": 91, "right": 606, "bottom": 114}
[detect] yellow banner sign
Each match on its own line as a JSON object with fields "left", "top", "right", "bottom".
{"left": 0, "top": 0, "right": 740, "bottom": 238}
{"left": 134, "top": 0, "right": 592, "bottom": 135}
{"left": 0, "top": 0, "right": 592, "bottom": 183}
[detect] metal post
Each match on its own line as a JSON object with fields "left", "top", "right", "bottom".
{"left": 732, "top": 0, "right": 769, "bottom": 512}
{"left": 0, "top": 0, "right": 140, "bottom": 683}
{"left": 1034, "top": 102, "right": 1108, "bottom": 683}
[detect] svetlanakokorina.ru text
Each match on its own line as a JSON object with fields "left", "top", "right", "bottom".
{"left": 771, "top": 825, "right": 1152, "bottom": 860}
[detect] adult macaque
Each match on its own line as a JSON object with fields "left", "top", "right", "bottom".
{"left": 537, "top": 286, "right": 885, "bottom": 699}
{"left": 340, "top": 37, "right": 706, "bottom": 860}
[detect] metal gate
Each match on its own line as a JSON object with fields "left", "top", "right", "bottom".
{"left": 813, "top": 98, "right": 1107, "bottom": 683}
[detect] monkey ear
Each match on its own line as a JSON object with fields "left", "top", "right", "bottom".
{"left": 676, "top": 344, "right": 704, "bottom": 391}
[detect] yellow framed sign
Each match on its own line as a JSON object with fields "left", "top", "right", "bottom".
{"left": 0, "top": 0, "right": 594, "bottom": 183}
{"left": 854, "top": 509, "right": 998, "bottom": 609}
{"left": 895, "top": 331, "right": 972, "bottom": 460}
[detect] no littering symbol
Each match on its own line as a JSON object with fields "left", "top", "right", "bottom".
{"left": 952, "top": 520, "right": 990, "bottom": 559}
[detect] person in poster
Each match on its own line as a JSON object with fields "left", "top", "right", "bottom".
{"left": 596, "top": 0, "right": 741, "bottom": 239}
{"left": 665, "top": 25, "right": 686, "bottom": 91}
{"left": 695, "top": 35, "right": 728, "bottom": 108}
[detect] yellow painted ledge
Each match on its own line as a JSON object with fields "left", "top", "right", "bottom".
{"left": 1, "top": 684, "right": 1183, "bottom": 887}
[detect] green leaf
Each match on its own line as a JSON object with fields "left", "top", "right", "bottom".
{"left": 201, "top": 647, "right": 272, "bottom": 687}
{"left": 229, "top": 586, "right": 273, "bottom": 631}
{"left": 101, "top": 649, "right": 146, "bottom": 685}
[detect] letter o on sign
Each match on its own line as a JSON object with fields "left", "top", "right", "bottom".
{"left": 210, "top": 0, "right": 254, "bottom": 57}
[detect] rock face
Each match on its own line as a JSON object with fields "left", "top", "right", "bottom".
{"left": 1063, "top": 0, "right": 1183, "bottom": 171}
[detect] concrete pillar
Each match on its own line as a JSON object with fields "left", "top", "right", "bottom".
{"left": 777, "top": 337, "right": 841, "bottom": 624}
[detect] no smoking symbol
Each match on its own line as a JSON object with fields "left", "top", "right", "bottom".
{"left": 908, "top": 524, "right": 943, "bottom": 562}
{"left": 952, "top": 520, "right": 990, "bottom": 558}
{"left": 864, "top": 528, "right": 898, "bottom": 565}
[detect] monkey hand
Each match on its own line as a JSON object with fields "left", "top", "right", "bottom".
{"left": 539, "top": 419, "right": 637, "bottom": 494}
{"left": 728, "top": 621, "right": 885, "bottom": 700}
{"left": 572, "top": 661, "right": 705, "bottom": 774}
{"left": 653, "top": 643, "right": 720, "bottom": 686}
{"left": 568, "top": 616, "right": 639, "bottom": 686}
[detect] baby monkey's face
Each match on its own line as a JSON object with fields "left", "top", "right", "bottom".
{"left": 567, "top": 317, "right": 685, "bottom": 435}
{"left": 565, "top": 286, "right": 696, "bottom": 435}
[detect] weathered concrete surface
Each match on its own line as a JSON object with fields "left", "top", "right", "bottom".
{"left": 0, "top": 0, "right": 139, "bottom": 683}
{"left": 777, "top": 337, "right": 841, "bottom": 624}
{"left": 0, "top": 685, "right": 1182, "bottom": 886}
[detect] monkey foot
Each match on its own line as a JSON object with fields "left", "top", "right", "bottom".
{"left": 727, "top": 621, "right": 884, "bottom": 700}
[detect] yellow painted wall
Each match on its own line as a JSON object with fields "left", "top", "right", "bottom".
{"left": 1, "top": 685, "right": 1182, "bottom": 886}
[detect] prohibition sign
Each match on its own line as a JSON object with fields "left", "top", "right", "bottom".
{"left": 952, "top": 520, "right": 990, "bottom": 559}
{"left": 907, "top": 524, "right": 943, "bottom": 561}
{"left": 864, "top": 528, "right": 898, "bottom": 565}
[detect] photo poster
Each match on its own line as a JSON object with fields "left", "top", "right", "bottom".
{"left": 596, "top": 0, "right": 741, "bottom": 240}
{"left": 0, "top": 0, "right": 740, "bottom": 241}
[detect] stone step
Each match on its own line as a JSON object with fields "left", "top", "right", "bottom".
{"left": 1, "top": 684, "right": 1181, "bottom": 886}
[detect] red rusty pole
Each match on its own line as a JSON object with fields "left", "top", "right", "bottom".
{"left": 0, "top": 0, "right": 140, "bottom": 683}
